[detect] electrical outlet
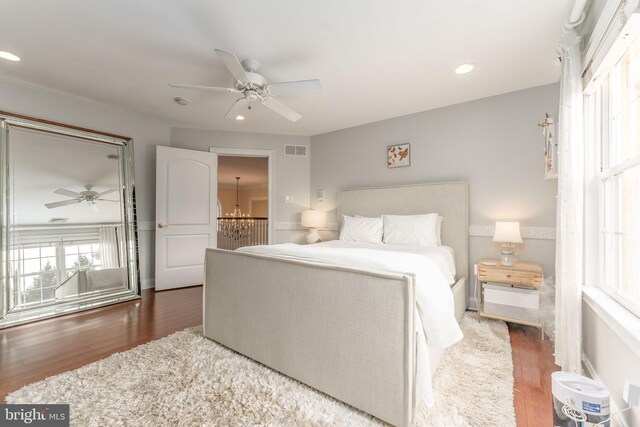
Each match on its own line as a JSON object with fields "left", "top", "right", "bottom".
{"left": 285, "top": 196, "right": 294, "bottom": 204}
{"left": 623, "top": 381, "right": 640, "bottom": 406}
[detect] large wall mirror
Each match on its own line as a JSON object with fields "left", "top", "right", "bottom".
{"left": 0, "top": 113, "right": 140, "bottom": 327}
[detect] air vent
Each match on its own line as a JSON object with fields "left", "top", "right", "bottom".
{"left": 284, "top": 145, "right": 308, "bottom": 157}
{"left": 49, "top": 217, "right": 69, "bottom": 224}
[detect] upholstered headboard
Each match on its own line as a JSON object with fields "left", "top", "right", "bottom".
{"left": 338, "top": 181, "right": 469, "bottom": 281}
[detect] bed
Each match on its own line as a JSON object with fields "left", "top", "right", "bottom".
{"left": 203, "top": 182, "right": 469, "bottom": 427}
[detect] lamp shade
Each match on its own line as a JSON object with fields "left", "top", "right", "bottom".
{"left": 301, "top": 210, "right": 327, "bottom": 228}
{"left": 493, "top": 221, "right": 522, "bottom": 243}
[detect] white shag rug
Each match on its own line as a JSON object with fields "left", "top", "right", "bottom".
{"left": 6, "top": 313, "right": 515, "bottom": 426}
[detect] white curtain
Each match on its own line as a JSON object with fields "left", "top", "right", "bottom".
{"left": 555, "top": 26, "right": 584, "bottom": 373}
{"left": 99, "top": 226, "right": 123, "bottom": 269}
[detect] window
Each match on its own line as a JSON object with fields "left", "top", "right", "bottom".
{"left": 11, "top": 243, "right": 59, "bottom": 305}
{"left": 595, "top": 33, "right": 640, "bottom": 316}
{"left": 64, "top": 242, "right": 102, "bottom": 279}
{"left": 11, "top": 239, "right": 102, "bottom": 308}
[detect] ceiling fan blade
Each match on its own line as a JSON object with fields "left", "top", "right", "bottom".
{"left": 225, "top": 98, "right": 248, "bottom": 119}
{"left": 54, "top": 188, "right": 83, "bottom": 198}
{"left": 262, "top": 98, "right": 302, "bottom": 122}
{"left": 45, "top": 199, "right": 82, "bottom": 209}
{"left": 215, "top": 49, "right": 251, "bottom": 84}
{"left": 266, "top": 79, "right": 322, "bottom": 97}
{"left": 97, "top": 199, "right": 120, "bottom": 202}
{"left": 97, "top": 189, "right": 118, "bottom": 197}
{"left": 168, "top": 83, "right": 240, "bottom": 93}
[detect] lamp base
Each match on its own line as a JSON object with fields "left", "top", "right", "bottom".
{"left": 500, "top": 244, "right": 515, "bottom": 266}
{"left": 306, "top": 229, "right": 322, "bottom": 244}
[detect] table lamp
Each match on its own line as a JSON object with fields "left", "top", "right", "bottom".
{"left": 493, "top": 221, "right": 522, "bottom": 266}
{"left": 301, "top": 210, "right": 327, "bottom": 244}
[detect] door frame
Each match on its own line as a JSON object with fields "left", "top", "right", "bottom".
{"left": 209, "top": 147, "right": 274, "bottom": 245}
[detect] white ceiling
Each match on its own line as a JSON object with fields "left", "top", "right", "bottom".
{"left": 0, "top": 1, "right": 572, "bottom": 136}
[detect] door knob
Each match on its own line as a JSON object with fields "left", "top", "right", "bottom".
{"left": 158, "top": 223, "right": 168, "bottom": 228}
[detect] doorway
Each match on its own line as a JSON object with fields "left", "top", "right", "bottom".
{"left": 210, "top": 147, "right": 273, "bottom": 250}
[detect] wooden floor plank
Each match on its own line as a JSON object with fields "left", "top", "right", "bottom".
{"left": 508, "top": 323, "right": 559, "bottom": 427}
{"left": 2, "top": 288, "right": 557, "bottom": 426}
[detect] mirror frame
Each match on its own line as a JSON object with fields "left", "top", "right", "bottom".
{"left": 0, "top": 111, "right": 141, "bottom": 328}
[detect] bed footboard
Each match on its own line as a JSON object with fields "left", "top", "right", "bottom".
{"left": 203, "top": 248, "right": 417, "bottom": 427}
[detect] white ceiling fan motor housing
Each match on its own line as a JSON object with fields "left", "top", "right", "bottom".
{"left": 234, "top": 72, "right": 268, "bottom": 90}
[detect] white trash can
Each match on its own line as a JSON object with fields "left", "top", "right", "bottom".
{"left": 552, "top": 372, "right": 610, "bottom": 426}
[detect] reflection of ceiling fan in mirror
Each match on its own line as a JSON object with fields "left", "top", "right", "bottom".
{"left": 44, "top": 185, "right": 119, "bottom": 212}
{"left": 169, "top": 49, "right": 321, "bottom": 122}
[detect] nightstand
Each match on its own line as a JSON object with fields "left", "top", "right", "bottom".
{"left": 476, "top": 259, "right": 544, "bottom": 337}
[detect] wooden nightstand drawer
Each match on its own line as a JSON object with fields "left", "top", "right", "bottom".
{"left": 479, "top": 268, "right": 541, "bottom": 287}
{"left": 478, "top": 260, "right": 542, "bottom": 287}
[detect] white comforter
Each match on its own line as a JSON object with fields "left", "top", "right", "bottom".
{"left": 237, "top": 243, "right": 463, "bottom": 406}
{"left": 312, "top": 240, "right": 457, "bottom": 284}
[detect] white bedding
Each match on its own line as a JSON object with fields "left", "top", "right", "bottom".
{"left": 312, "top": 240, "right": 457, "bottom": 285}
{"left": 237, "top": 243, "right": 463, "bottom": 407}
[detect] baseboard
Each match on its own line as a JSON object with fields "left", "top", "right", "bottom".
{"left": 582, "top": 352, "right": 630, "bottom": 427}
{"left": 141, "top": 278, "right": 155, "bottom": 290}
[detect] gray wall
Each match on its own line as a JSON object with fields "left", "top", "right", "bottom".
{"left": 310, "top": 83, "right": 559, "bottom": 306}
{"left": 0, "top": 79, "right": 171, "bottom": 288}
{"left": 583, "top": 299, "right": 640, "bottom": 426}
{"left": 170, "top": 128, "right": 311, "bottom": 244}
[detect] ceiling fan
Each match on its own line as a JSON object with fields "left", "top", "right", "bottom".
{"left": 45, "top": 185, "right": 119, "bottom": 212}
{"left": 169, "top": 49, "right": 321, "bottom": 122}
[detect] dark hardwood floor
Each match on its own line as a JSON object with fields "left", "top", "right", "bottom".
{"left": 0, "top": 287, "right": 203, "bottom": 400}
{"left": 0, "top": 287, "right": 557, "bottom": 426}
{"left": 509, "top": 323, "right": 559, "bottom": 426}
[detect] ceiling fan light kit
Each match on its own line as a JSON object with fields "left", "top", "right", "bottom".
{"left": 169, "top": 49, "right": 321, "bottom": 122}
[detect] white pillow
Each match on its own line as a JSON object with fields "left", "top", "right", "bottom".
{"left": 339, "top": 215, "right": 383, "bottom": 243}
{"left": 383, "top": 213, "right": 440, "bottom": 246}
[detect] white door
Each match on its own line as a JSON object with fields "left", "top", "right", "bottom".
{"left": 155, "top": 146, "right": 217, "bottom": 290}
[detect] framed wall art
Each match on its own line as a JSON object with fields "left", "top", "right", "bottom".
{"left": 387, "top": 143, "right": 410, "bottom": 168}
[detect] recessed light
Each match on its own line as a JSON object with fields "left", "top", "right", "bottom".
{"left": 455, "top": 63, "right": 474, "bottom": 74}
{"left": 0, "top": 51, "right": 20, "bottom": 62}
{"left": 235, "top": 115, "right": 245, "bottom": 121}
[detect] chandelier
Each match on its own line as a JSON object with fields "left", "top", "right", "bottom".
{"left": 219, "top": 177, "right": 254, "bottom": 240}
